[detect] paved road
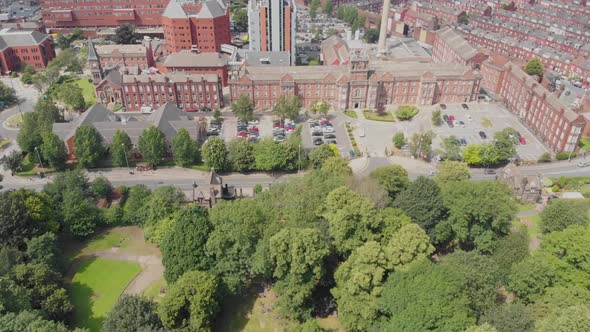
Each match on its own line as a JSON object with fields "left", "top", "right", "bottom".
{"left": 0, "top": 77, "right": 39, "bottom": 139}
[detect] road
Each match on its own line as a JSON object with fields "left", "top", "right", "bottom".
{"left": 0, "top": 76, "right": 39, "bottom": 139}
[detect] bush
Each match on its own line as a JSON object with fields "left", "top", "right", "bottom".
{"left": 103, "top": 205, "right": 125, "bottom": 225}
{"left": 392, "top": 132, "right": 406, "bottom": 149}
{"left": 395, "top": 105, "right": 419, "bottom": 121}
{"left": 551, "top": 185, "right": 560, "bottom": 192}
{"left": 432, "top": 110, "right": 442, "bottom": 126}
{"left": 254, "top": 184, "right": 263, "bottom": 194}
{"left": 538, "top": 152, "right": 552, "bottom": 163}
{"left": 556, "top": 152, "right": 576, "bottom": 160}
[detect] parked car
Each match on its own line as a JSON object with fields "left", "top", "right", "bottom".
{"left": 479, "top": 131, "right": 487, "bottom": 139}
{"left": 440, "top": 104, "right": 447, "bottom": 110}
{"left": 274, "top": 134, "right": 285, "bottom": 142}
{"left": 248, "top": 120, "right": 259, "bottom": 125}
{"left": 461, "top": 104, "right": 469, "bottom": 110}
{"left": 459, "top": 138, "right": 467, "bottom": 146}
{"left": 324, "top": 133, "right": 336, "bottom": 139}
{"left": 577, "top": 161, "right": 590, "bottom": 167}
{"left": 459, "top": 121, "right": 465, "bottom": 128}
{"left": 312, "top": 131, "right": 323, "bottom": 136}
{"left": 325, "top": 139, "right": 337, "bottom": 144}
{"left": 323, "top": 126, "right": 335, "bottom": 133}
{"left": 443, "top": 115, "right": 449, "bottom": 122}
{"left": 484, "top": 169, "right": 496, "bottom": 174}
{"left": 313, "top": 138, "right": 324, "bottom": 145}
{"left": 447, "top": 121, "right": 454, "bottom": 128}
{"left": 449, "top": 115, "right": 455, "bottom": 121}
{"left": 236, "top": 132, "right": 248, "bottom": 138}
{"left": 519, "top": 136, "right": 526, "bottom": 145}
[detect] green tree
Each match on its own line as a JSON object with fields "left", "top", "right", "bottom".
{"left": 161, "top": 206, "right": 212, "bottom": 283}
{"left": 111, "top": 23, "right": 136, "bottom": 44}
{"left": 0, "top": 191, "right": 45, "bottom": 249}
{"left": 376, "top": 260, "right": 475, "bottom": 332}
{"left": 0, "top": 311, "right": 70, "bottom": 332}
{"left": 143, "top": 186, "right": 185, "bottom": 229}
{"left": 465, "top": 323, "right": 498, "bottom": 332}
{"left": 1, "top": 150, "right": 24, "bottom": 175}
{"left": 138, "top": 126, "right": 166, "bottom": 167}
{"left": 537, "top": 305, "right": 590, "bottom": 332}
{"left": 232, "top": 94, "right": 254, "bottom": 120}
{"left": 273, "top": 95, "right": 301, "bottom": 120}
{"left": 541, "top": 225, "right": 590, "bottom": 289}
{"left": 17, "top": 112, "right": 51, "bottom": 155}
{"left": 103, "top": 295, "right": 163, "bottom": 332}
{"left": 110, "top": 129, "right": 133, "bottom": 167}
{"left": 62, "top": 190, "right": 101, "bottom": 237}
{"left": 309, "top": 143, "right": 337, "bottom": 169}
{"left": 409, "top": 131, "right": 433, "bottom": 158}
{"left": 232, "top": 8, "right": 248, "bottom": 32}
{"left": 441, "top": 135, "right": 462, "bottom": 161}
{"left": 395, "top": 105, "right": 419, "bottom": 121}
{"left": 172, "top": 128, "right": 199, "bottom": 167}
{"left": 524, "top": 58, "right": 544, "bottom": 77}
{"left": 323, "top": 0, "right": 334, "bottom": 16}
{"left": 384, "top": 223, "right": 434, "bottom": 268}
{"left": 57, "top": 83, "right": 85, "bottom": 111}
{"left": 310, "top": 0, "right": 320, "bottom": 19}
{"left": 435, "top": 161, "right": 470, "bottom": 183}
{"left": 44, "top": 169, "right": 91, "bottom": 203}
{"left": 508, "top": 255, "right": 555, "bottom": 303}
{"left": 539, "top": 199, "right": 589, "bottom": 234}
{"left": 392, "top": 132, "right": 406, "bottom": 149}
{"left": 73, "top": 125, "right": 105, "bottom": 168}
{"left": 369, "top": 165, "right": 410, "bottom": 200}
{"left": 270, "top": 228, "right": 329, "bottom": 320}
{"left": 206, "top": 199, "right": 267, "bottom": 294}
{"left": 201, "top": 137, "right": 228, "bottom": 171}
{"left": 228, "top": 139, "right": 255, "bottom": 172}
{"left": 432, "top": 109, "right": 442, "bottom": 126}
{"left": 310, "top": 101, "right": 329, "bottom": 115}
{"left": 158, "top": 270, "right": 220, "bottom": 331}
{"left": 41, "top": 132, "right": 68, "bottom": 170}
{"left": 463, "top": 144, "right": 483, "bottom": 165}
{"left": 491, "top": 229, "right": 529, "bottom": 284}
{"left": 534, "top": 286, "right": 590, "bottom": 322}
{"left": 364, "top": 28, "right": 379, "bottom": 43}
{"left": 92, "top": 176, "right": 112, "bottom": 199}
{"left": 123, "top": 185, "right": 151, "bottom": 225}
{"left": 0, "top": 81, "right": 16, "bottom": 104}
{"left": 480, "top": 303, "right": 534, "bottom": 332}
{"left": 392, "top": 176, "right": 446, "bottom": 238}
{"left": 436, "top": 181, "right": 516, "bottom": 252}
{"left": 20, "top": 65, "right": 36, "bottom": 85}
{"left": 254, "top": 138, "right": 288, "bottom": 171}
{"left": 26, "top": 232, "right": 61, "bottom": 270}
{"left": 320, "top": 156, "right": 352, "bottom": 177}
{"left": 34, "top": 97, "right": 61, "bottom": 123}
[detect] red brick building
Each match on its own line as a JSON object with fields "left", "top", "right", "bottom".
{"left": 432, "top": 27, "right": 489, "bottom": 69}
{"left": 499, "top": 62, "right": 586, "bottom": 153}
{"left": 41, "top": 0, "right": 168, "bottom": 30}
{"left": 95, "top": 44, "right": 156, "bottom": 70}
{"left": 0, "top": 28, "right": 55, "bottom": 75}
{"left": 162, "top": 0, "right": 231, "bottom": 54}
{"left": 157, "top": 51, "right": 229, "bottom": 86}
{"left": 95, "top": 71, "right": 223, "bottom": 112}
{"left": 230, "top": 59, "right": 481, "bottom": 110}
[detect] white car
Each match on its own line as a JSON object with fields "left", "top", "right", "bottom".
{"left": 248, "top": 120, "right": 259, "bottom": 125}
{"left": 323, "top": 126, "right": 335, "bottom": 133}
{"left": 577, "top": 161, "right": 590, "bottom": 167}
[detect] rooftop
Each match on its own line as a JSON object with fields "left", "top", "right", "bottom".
{"left": 0, "top": 28, "right": 50, "bottom": 51}
{"left": 96, "top": 44, "right": 147, "bottom": 56}
{"left": 162, "top": 51, "right": 228, "bottom": 68}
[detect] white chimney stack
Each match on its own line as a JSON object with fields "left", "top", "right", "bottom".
{"left": 378, "top": 0, "right": 391, "bottom": 52}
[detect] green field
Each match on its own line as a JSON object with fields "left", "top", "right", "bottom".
{"left": 74, "top": 78, "right": 97, "bottom": 105}
{"left": 363, "top": 110, "right": 396, "bottom": 122}
{"left": 70, "top": 258, "right": 141, "bottom": 331}
{"left": 343, "top": 110, "right": 358, "bottom": 119}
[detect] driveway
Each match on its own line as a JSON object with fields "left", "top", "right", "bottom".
{"left": 0, "top": 77, "right": 39, "bottom": 139}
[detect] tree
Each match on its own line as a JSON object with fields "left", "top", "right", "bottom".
{"left": 111, "top": 23, "right": 136, "bottom": 44}
{"left": 524, "top": 58, "right": 544, "bottom": 77}
{"left": 17, "top": 112, "right": 51, "bottom": 155}
{"left": 34, "top": 97, "right": 61, "bottom": 123}
{"left": 309, "top": 144, "right": 337, "bottom": 169}
{"left": 143, "top": 186, "right": 185, "bottom": 230}
{"left": 534, "top": 286, "right": 590, "bottom": 322}
{"left": 0, "top": 81, "right": 16, "bottom": 104}
{"left": 320, "top": 156, "right": 352, "bottom": 177}
{"left": 395, "top": 105, "right": 419, "bottom": 121}
{"left": 201, "top": 137, "right": 228, "bottom": 171}
{"left": 20, "top": 65, "right": 36, "bottom": 85}
{"left": 270, "top": 228, "right": 329, "bottom": 320}
{"left": 409, "top": 131, "right": 433, "bottom": 158}
{"left": 432, "top": 109, "right": 442, "bottom": 126}
{"left": 57, "top": 83, "right": 85, "bottom": 111}
{"left": 73, "top": 125, "right": 105, "bottom": 168}
{"left": 441, "top": 136, "right": 462, "bottom": 161}
{"left": 273, "top": 95, "right": 301, "bottom": 120}
{"left": 206, "top": 199, "right": 267, "bottom": 294}
{"left": 392, "top": 132, "right": 406, "bottom": 149}
{"left": 1, "top": 150, "right": 23, "bottom": 175}
{"left": 0, "top": 311, "right": 70, "bottom": 332}
{"left": 463, "top": 144, "right": 483, "bottom": 166}
{"left": 384, "top": 223, "right": 434, "bottom": 268}
{"left": 232, "top": 94, "right": 254, "bottom": 120}
{"left": 232, "top": 8, "right": 248, "bottom": 32}
{"left": 508, "top": 255, "right": 555, "bottom": 303}
{"left": 465, "top": 323, "right": 498, "bottom": 332}
{"left": 437, "top": 181, "right": 515, "bottom": 252}
{"left": 92, "top": 176, "right": 112, "bottom": 199}
{"left": 539, "top": 199, "right": 589, "bottom": 234}
{"left": 369, "top": 165, "right": 410, "bottom": 200}
{"left": 458, "top": 13, "right": 469, "bottom": 25}
{"left": 480, "top": 303, "right": 534, "bottom": 332}
{"left": 376, "top": 261, "right": 475, "bottom": 332}
{"left": 491, "top": 230, "right": 529, "bottom": 284}
{"left": 254, "top": 138, "right": 288, "bottom": 171}
{"left": 310, "top": 101, "right": 329, "bottom": 115}
{"left": 161, "top": 206, "right": 212, "bottom": 283}
{"left": 172, "top": 128, "right": 199, "bottom": 167}
{"left": 540, "top": 225, "right": 590, "bottom": 289}
{"left": 537, "top": 305, "right": 590, "bottom": 332}
{"left": 123, "top": 185, "right": 151, "bottom": 225}
{"left": 41, "top": 132, "right": 68, "bottom": 170}
{"left": 0, "top": 192, "right": 45, "bottom": 249}
{"left": 26, "top": 232, "right": 61, "bottom": 270}
{"left": 110, "top": 129, "right": 133, "bottom": 167}
{"left": 323, "top": 0, "right": 334, "bottom": 16}
{"left": 364, "top": 28, "right": 379, "bottom": 43}
{"left": 228, "top": 139, "right": 255, "bottom": 172}
{"left": 158, "top": 270, "right": 220, "bottom": 331}
{"left": 310, "top": 0, "right": 320, "bottom": 19}
{"left": 435, "top": 161, "right": 470, "bottom": 183}
{"left": 138, "top": 126, "right": 166, "bottom": 167}
{"left": 392, "top": 177, "right": 446, "bottom": 238}
{"left": 44, "top": 169, "right": 91, "bottom": 203}
{"left": 62, "top": 190, "right": 101, "bottom": 237}
{"left": 103, "top": 295, "right": 163, "bottom": 332}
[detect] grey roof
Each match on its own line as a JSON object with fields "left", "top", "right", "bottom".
{"left": 53, "top": 103, "right": 199, "bottom": 147}
{"left": 163, "top": 0, "right": 188, "bottom": 19}
{"left": 163, "top": 51, "right": 228, "bottom": 67}
{"left": 163, "top": 0, "right": 226, "bottom": 19}
{"left": 87, "top": 39, "right": 99, "bottom": 61}
{"left": 0, "top": 28, "right": 49, "bottom": 51}
{"left": 241, "top": 50, "right": 291, "bottom": 67}
{"left": 436, "top": 27, "right": 479, "bottom": 61}
{"left": 196, "top": 0, "right": 226, "bottom": 19}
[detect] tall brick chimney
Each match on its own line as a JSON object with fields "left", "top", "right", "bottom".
{"left": 378, "top": 0, "right": 391, "bottom": 52}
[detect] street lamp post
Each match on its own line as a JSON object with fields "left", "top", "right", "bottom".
{"left": 122, "top": 143, "right": 132, "bottom": 174}
{"left": 34, "top": 147, "right": 45, "bottom": 178}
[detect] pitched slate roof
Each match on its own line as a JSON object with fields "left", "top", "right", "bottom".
{"left": 163, "top": 0, "right": 227, "bottom": 19}
{"left": 196, "top": 0, "right": 226, "bottom": 18}
{"left": 0, "top": 28, "right": 50, "bottom": 51}
{"left": 86, "top": 39, "right": 99, "bottom": 61}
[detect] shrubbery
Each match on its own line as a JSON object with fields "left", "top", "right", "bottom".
{"left": 555, "top": 152, "right": 576, "bottom": 160}
{"left": 395, "top": 105, "right": 419, "bottom": 121}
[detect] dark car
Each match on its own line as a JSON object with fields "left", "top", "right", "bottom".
{"left": 440, "top": 104, "right": 447, "bottom": 110}
{"left": 479, "top": 131, "right": 487, "bottom": 139}
{"left": 324, "top": 133, "right": 336, "bottom": 139}
{"left": 312, "top": 131, "right": 323, "bottom": 136}
{"left": 447, "top": 120, "right": 454, "bottom": 128}
{"left": 325, "top": 139, "right": 337, "bottom": 144}
{"left": 459, "top": 138, "right": 467, "bottom": 146}
{"left": 313, "top": 138, "right": 324, "bottom": 145}
{"left": 461, "top": 104, "right": 469, "bottom": 110}
{"left": 443, "top": 114, "right": 449, "bottom": 122}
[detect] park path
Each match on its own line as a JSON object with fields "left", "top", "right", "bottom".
{"left": 82, "top": 248, "right": 164, "bottom": 296}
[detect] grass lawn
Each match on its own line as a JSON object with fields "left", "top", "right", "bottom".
{"left": 70, "top": 258, "right": 141, "bottom": 331}
{"left": 143, "top": 278, "right": 167, "bottom": 303}
{"left": 343, "top": 110, "right": 358, "bottom": 119}
{"left": 0, "top": 138, "right": 10, "bottom": 149}
{"left": 362, "top": 110, "right": 396, "bottom": 122}
{"left": 74, "top": 78, "right": 97, "bottom": 104}
{"left": 517, "top": 203, "right": 537, "bottom": 213}
{"left": 481, "top": 117, "right": 493, "bottom": 128}
{"left": 579, "top": 138, "right": 590, "bottom": 151}
{"left": 5, "top": 113, "right": 23, "bottom": 128}
{"left": 67, "top": 227, "right": 162, "bottom": 259}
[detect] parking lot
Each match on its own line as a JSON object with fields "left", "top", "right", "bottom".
{"left": 301, "top": 115, "right": 352, "bottom": 157}
{"left": 218, "top": 115, "right": 274, "bottom": 141}
{"left": 431, "top": 103, "right": 550, "bottom": 161}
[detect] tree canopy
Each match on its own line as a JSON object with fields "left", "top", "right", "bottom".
{"left": 524, "top": 58, "right": 544, "bottom": 77}
{"left": 539, "top": 199, "right": 589, "bottom": 234}
{"left": 232, "top": 94, "right": 254, "bottom": 120}
{"left": 138, "top": 126, "right": 166, "bottom": 166}
{"left": 201, "top": 137, "right": 228, "bottom": 171}
{"left": 172, "top": 128, "right": 199, "bottom": 167}
{"left": 73, "top": 125, "right": 105, "bottom": 168}
{"left": 110, "top": 129, "right": 132, "bottom": 167}
{"left": 369, "top": 165, "right": 410, "bottom": 200}
{"left": 103, "top": 295, "right": 163, "bottom": 331}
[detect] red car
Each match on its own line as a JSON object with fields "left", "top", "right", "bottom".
{"left": 249, "top": 126, "right": 259, "bottom": 132}
{"left": 449, "top": 115, "right": 455, "bottom": 122}
{"left": 236, "top": 132, "right": 248, "bottom": 138}
{"left": 519, "top": 136, "right": 526, "bottom": 145}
